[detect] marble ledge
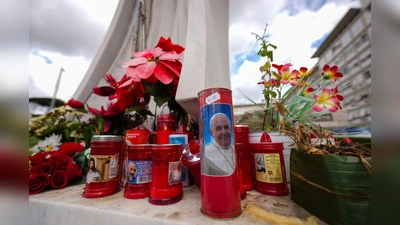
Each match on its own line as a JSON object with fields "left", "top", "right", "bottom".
{"left": 29, "top": 184, "right": 327, "bottom": 225}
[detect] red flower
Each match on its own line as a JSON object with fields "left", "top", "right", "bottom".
{"left": 88, "top": 102, "right": 124, "bottom": 119}
{"left": 29, "top": 174, "right": 50, "bottom": 195}
{"left": 65, "top": 163, "right": 83, "bottom": 184}
{"left": 65, "top": 98, "right": 84, "bottom": 109}
{"left": 123, "top": 37, "right": 184, "bottom": 85}
{"left": 50, "top": 170, "right": 68, "bottom": 189}
{"left": 29, "top": 161, "right": 58, "bottom": 175}
{"left": 155, "top": 36, "right": 185, "bottom": 54}
{"left": 93, "top": 86, "right": 115, "bottom": 97}
{"left": 321, "top": 64, "right": 343, "bottom": 83}
{"left": 29, "top": 152, "right": 49, "bottom": 166}
{"left": 112, "top": 76, "right": 147, "bottom": 110}
{"left": 58, "top": 142, "right": 85, "bottom": 157}
{"left": 50, "top": 154, "right": 73, "bottom": 170}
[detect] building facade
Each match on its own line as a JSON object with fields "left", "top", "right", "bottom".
{"left": 234, "top": 0, "right": 371, "bottom": 132}
{"left": 311, "top": 0, "right": 371, "bottom": 131}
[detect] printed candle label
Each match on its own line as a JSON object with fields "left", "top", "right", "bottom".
{"left": 254, "top": 153, "right": 283, "bottom": 183}
{"left": 126, "top": 160, "right": 152, "bottom": 184}
{"left": 168, "top": 161, "right": 182, "bottom": 185}
{"left": 86, "top": 153, "right": 120, "bottom": 183}
{"left": 205, "top": 92, "right": 221, "bottom": 104}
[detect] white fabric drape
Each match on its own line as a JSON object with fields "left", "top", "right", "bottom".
{"left": 72, "top": 0, "right": 230, "bottom": 122}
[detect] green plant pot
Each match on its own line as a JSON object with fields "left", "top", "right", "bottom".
{"left": 290, "top": 150, "right": 371, "bottom": 225}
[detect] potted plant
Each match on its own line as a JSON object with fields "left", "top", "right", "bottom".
{"left": 241, "top": 25, "right": 371, "bottom": 225}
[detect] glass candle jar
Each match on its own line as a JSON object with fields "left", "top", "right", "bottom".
{"left": 149, "top": 144, "right": 183, "bottom": 205}
{"left": 236, "top": 143, "right": 247, "bottom": 200}
{"left": 250, "top": 133, "right": 289, "bottom": 196}
{"left": 124, "top": 144, "right": 152, "bottom": 199}
{"left": 198, "top": 88, "right": 241, "bottom": 219}
{"left": 157, "top": 114, "right": 177, "bottom": 131}
{"left": 235, "top": 125, "right": 254, "bottom": 191}
{"left": 125, "top": 129, "right": 150, "bottom": 145}
{"left": 83, "top": 135, "right": 125, "bottom": 198}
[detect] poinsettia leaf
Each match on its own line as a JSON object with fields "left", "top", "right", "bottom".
{"left": 154, "top": 95, "right": 171, "bottom": 107}
{"left": 126, "top": 105, "right": 148, "bottom": 113}
{"left": 142, "top": 80, "right": 174, "bottom": 97}
{"left": 137, "top": 108, "right": 154, "bottom": 118}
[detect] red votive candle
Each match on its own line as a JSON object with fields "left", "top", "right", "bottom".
{"left": 156, "top": 130, "right": 174, "bottom": 144}
{"left": 83, "top": 135, "right": 125, "bottom": 198}
{"left": 126, "top": 129, "right": 150, "bottom": 144}
{"left": 236, "top": 143, "right": 247, "bottom": 200}
{"left": 235, "top": 125, "right": 254, "bottom": 191}
{"left": 124, "top": 144, "right": 152, "bottom": 199}
{"left": 198, "top": 88, "right": 241, "bottom": 219}
{"left": 250, "top": 133, "right": 289, "bottom": 196}
{"left": 157, "top": 114, "right": 177, "bottom": 131}
{"left": 149, "top": 144, "right": 183, "bottom": 205}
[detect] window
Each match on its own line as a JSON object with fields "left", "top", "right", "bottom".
{"left": 349, "top": 57, "right": 359, "bottom": 68}
{"left": 359, "top": 48, "right": 371, "bottom": 63}
{"left": 345, "top": 45, "right": 355, "bottom": 57}
{"left": 332, "top": 41, "right": 341, "bottom": 53}
{"left": 325, "top": 49, "right": 332, "bottom": 62}
{"left": 341, "top": 32, "right": 352, "bottom": 46}
{"left": 352, "top": 74, "right": 363, "bottom": 86}
{"left": 351, "top": 18, "right": 364, "bottom": 35}
{"left": 364, "top": 69, "right": 371, "bottom": 78}
{"left": 360, "top": 32, "right": 369, "bottom": 44}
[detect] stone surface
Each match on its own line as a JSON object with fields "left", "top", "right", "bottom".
{"left": 29, "top": 184, "right": 327, "bottom": 225}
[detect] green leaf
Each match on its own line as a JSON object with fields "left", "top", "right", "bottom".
{"left": 266, "top": 50, "right": 273, "bottom": 61}
{"left": 126, "top": 105, "right": 147, "bottom": 113}
{"left": 136, "top": 108, "right": 154, "bottom": 118}
{"left": 259, "top": 48, "right": 267, "bottom": 57}
{"left": 268, "top": 43, "right": 277, "bottom": 49}
{"left": 237, "top": 87, "right": 266, "bottom": 110}
{"left": 142, "top": 80, "right": 174, "bottom": 97}
{"left": 268, "top": 90, "right": 277, "bottom": 98}
{"left": 29, "top": 136, "right": 40, "bottom": 148}
{"left": 154, "top": 95, "right": 171, "bottom": 107}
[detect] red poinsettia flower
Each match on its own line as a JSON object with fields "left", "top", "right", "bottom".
{"left": 88, "top": 102, "right": 124, "bottom": 132}
{"left": 65, "top": 98, "right": 84, "bottom": 109}
{"left": 103, "top": 73, "right": 118, "bottom": 86}
{"left": 110, "top": 75, "right": 147, "bottom": 110}
{"left": 87, "top": 102, "right": 124, "bottom": 119}
{"left": 124, "top": 47, "right": 183, "bottom": 85}
{"left": 93, "top": 86, "right": 115, "bottom": 97}
{"left": 92, "top": 73, "right": 120, "bottom": 97}
{"left": 155, "top": 36, "right": 185, "bottom": 54}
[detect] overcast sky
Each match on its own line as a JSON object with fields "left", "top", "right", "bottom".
{"left": 29, "top": 0, "right": 361, "bottom": 105}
